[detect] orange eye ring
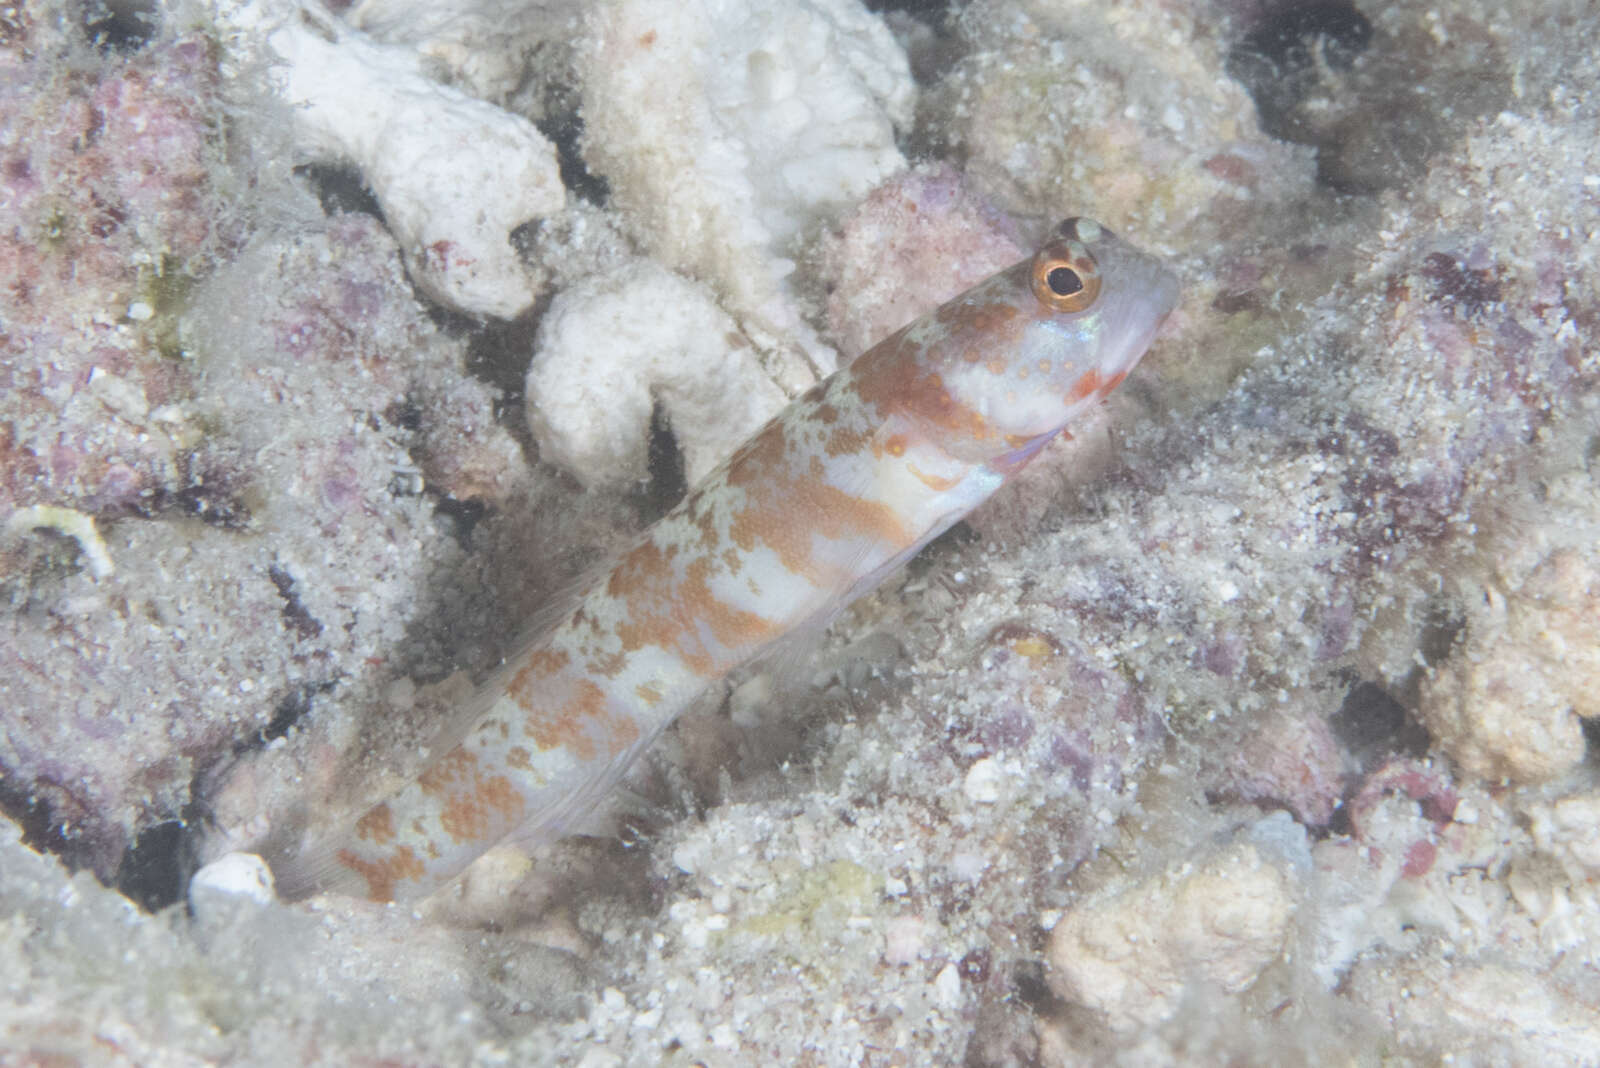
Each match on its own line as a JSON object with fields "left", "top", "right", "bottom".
{"left": 1030, "top": 239, "right": 1102, "bottom": 313}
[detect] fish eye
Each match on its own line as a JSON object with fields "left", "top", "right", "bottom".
{"left": 1047, "top": 266, "right": 1083, "bottom": 296}
{"left": 1030, "top": 240, "right": 1101, "bottom": 313}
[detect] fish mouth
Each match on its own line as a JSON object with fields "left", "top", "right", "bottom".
{"left": 1102, "top": 259, "right": 1180, "bottom": 376}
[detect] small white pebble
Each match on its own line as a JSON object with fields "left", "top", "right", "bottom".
{"left": 963, "top": 757, "right": 1004, "bottom": 804}
{"left": 671, "top": 842, "right": 701, "bottom": 875}
{"left": 883, "top": 915, "right": 924, "bottom": 966}
{"left": 949, "top": 850, "right": 989, "bottom": 883}
{"left": 189, "top": 852, "right": 275, "bottom": 909}
{"left": 126, "top": 300, "right": 154, "bottom": 321}
{"left": 933, "top": 963, "right": 962, "bottom": 1010}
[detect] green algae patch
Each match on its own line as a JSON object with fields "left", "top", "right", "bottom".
{"left": 737, "top": 859, "right": 877, "bottom": 940}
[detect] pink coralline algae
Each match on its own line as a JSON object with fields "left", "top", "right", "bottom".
{"left": 0, "top": 103, "right": 533, "bottom": 884}
{"left": 933, "top": 622, "right": 1163, "bottom": 805}
{"left": 0, "top": 34, "right": 223, "bottom": 524}
{"left": 1344, "top": 760, "right": 1459, "bottom": 841}
{"left": 1201, "top": 705, "right": 1345, "bottom": 827}
{"left": 817, "top": 164, "right": 1027, "bottom": 359}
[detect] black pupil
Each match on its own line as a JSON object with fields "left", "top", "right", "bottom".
{"left": 1047, "top": 266, "right": 1083, "bottom": 297}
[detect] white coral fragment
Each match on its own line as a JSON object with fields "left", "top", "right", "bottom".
{"left": 1419, "top": 548, "right": 1599, "bottom": 783}
{"left": 1047, "top": 837, "right": 1301, "bottom": 1032}
{"left": 1529, "top": 794, "right": 1600, "bottom": 877}
{"left": 581, "top": 0, "right": 914, "bottom": 380}
{"left": 525, "top": 260, "right": 788, "bottom": 488}
{"left": 342, "top": 0, "right": 585, "bottom": 104}
{"left": 1345, "top": 958, "right": 1600, "bottom": 1064}
{"left": 189, "top": 852, "right": 276, "bottom": 912}
{"left": 219, "top": 0, "right": 564, "bottom": 318}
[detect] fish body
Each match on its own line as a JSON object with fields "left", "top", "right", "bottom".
{"left": 275, "top": 218, "right": 1179, "bottom": 902}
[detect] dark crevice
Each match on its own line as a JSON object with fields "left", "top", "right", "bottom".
{"left": 637, "top": 400, "right": 688, "bottom": 522}
{"left": 867, "top": 0, "right": 957, "bottom": 29}
{"left": 82, "top": 0, "right": 160, "bottom": 53}
{"left": 1330, "top": 679, "right": 1430, "bottom": 772}
{"left": 1228, "top": 0, "right": 1511, "bottom": 194}
{"left": 1226, "top": 2, "right": 1385, "bottom": 191}
{"left": 433, "top": 494, "right": 490, "bottom": 547}
{"left": 295, "top": 162, "right": 385, "bottom": 221}
{"left": 463, "top": 309, "right": 545, "bottom": 452}
{"left": 114, "top": 818, "right": 198, "bottom": 913}
{"left": 537, "top": 111, "right": 609, "bottom": 207}
{"left": 0, "top": 774, "right": 97, "bottom": 872}
{"left": 1008, "top": 958, "right": 1065, "bottom": 1016}
{"left": 1230, "top": 1, "right": 1372, "bottom": 93}
{"left": 0, "top": 772, "right": 199, "bottom": 915}
{"left": 906, "top": 520, "right": 978, "bottom": 579}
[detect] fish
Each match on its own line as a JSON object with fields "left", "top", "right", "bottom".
{"left": 272, "top": 217, "right": 1180, "bottom": 902}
